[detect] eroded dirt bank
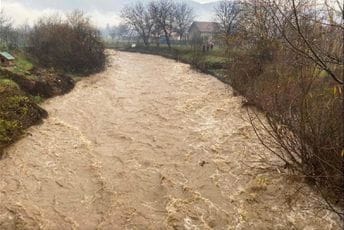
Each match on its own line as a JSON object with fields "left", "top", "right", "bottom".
{"left": 0, "top": 51, "right": 342, "bottom": 229}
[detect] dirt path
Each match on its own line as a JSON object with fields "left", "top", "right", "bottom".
{"left": 0, "top": 51, "right": 341, "bottom": 229}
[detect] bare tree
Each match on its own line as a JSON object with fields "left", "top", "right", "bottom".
{"left": 174, "top": 2, "right": 194, "bottom": 40}
{"left": 67, "top": 10, "right": 91, "bottom": 30}
{"left": 263, "top": 0, "right": 343, "bottom": 85}
{"left": 214, "top": 0, "right": 243, "bottom": 36}
{"left": 149, "top": 0, "right": 175, "bottom": 48}
{"left": 121, "top": 3, "right": 154, "bottom": 46}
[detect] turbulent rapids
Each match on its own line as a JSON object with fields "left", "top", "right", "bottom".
{"left": 0, "top": 51, "right": 341, "bottom": 229}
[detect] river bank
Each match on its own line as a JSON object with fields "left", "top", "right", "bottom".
{"left": 0, "top": 51, "right": 75, "bottom": 156}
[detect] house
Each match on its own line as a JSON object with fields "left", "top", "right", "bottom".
{"left": 0, "top": 52, "right": 15, "bottom": 66}
{"left": 188, "top": 21, "right": 220, "bottom": 42}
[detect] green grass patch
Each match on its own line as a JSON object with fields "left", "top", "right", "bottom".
{"left": 15, "top": 56, "right": 34, "bottom": 71}
{"left": 0, "top": 119, "right": 21, "bottom": 143}
{"left": 0, "top": 78, "right": 20, "bottom": 90}
{"left": 31, "top": 95, "right": 44, "bottom": 104}
{"left": 5, "top": 51, "right": 35, "bottom": 75}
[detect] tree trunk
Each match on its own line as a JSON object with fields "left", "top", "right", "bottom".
{"left": 143, "top": 35, "right": 149, "bottom": 46}
{"left": 164, "top": 29, "right": 171, "bottom": 49}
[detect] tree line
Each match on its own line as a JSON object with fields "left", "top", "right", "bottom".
{"left": 120, "top": 0, "right": 194, "bottom": 48}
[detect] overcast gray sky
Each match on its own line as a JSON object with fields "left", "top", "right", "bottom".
{"left": 1, "top": 0, "right": 217, "bottom": 28}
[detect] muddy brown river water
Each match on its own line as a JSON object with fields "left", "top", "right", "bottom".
{"left": 0, "top": 51, "right": 342, "bottom": 229}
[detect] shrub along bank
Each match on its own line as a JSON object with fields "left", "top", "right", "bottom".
{"left": 28, "top": 11, "right": 106, "bottom": 74}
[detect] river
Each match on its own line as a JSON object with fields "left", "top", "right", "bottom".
{"left": 0, "top": 51, "right": 341, "bottom": 229}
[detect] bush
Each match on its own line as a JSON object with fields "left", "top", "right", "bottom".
{"left": 28, "top": 11, "right": 106, "bottom": 74}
